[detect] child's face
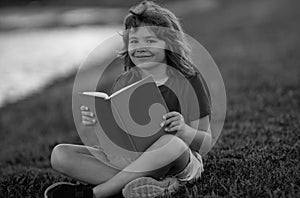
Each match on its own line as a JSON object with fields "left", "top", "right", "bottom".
{"left": 128, "top": 27, "right": 167, "bottom": 69}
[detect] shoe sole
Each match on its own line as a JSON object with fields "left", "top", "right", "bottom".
{"left": 44, "top": 182, "right": 77, "bottom": 198}
{"left": 122, "top": 177, "right": 179, "bottom": 198}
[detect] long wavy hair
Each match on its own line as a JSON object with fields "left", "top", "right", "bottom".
{"left": 119, "top": 0, "right": 199, "bottom": 78}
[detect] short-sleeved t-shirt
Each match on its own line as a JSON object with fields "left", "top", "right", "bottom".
{"left": 110, "top": 68, "right": 211, "bottom": 123}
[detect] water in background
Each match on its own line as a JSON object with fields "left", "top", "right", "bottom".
{"left": 0, "top": 0, "right": 218, "bottom": 107}
{"left": 0, "top": 26, "right": 121, "bottom": 107}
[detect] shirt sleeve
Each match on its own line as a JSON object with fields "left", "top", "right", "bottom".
{"left": 186, "top": 73, "right": 211, "bottom": 122}
{"left": 109, "top": 69, "right": 141, "bottom": 95}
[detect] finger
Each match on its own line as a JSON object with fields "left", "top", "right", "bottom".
{"left": 160, "top": 116, "right": 178, "bottom": 127}
{"left": 80, "top": 106, "right": 89, "bottom": 111}
{"left": 168, "top": 120, "right": 180, "bottom": 128}
{"left": 82, "top": 115, "right": 96, "bottom": 123}
{"left": 163, "top": 111, "right": 180, "bottom": 120}
{"left": 82, "top": 120, "right": 95, "bottom": 126}
{"left": 164, "top": 116, "right": 180, "bottom": 126}
{"left": 165, "top": 126, "right": 179, "bottom": 132}
{"left": 81, "top": 111, "right": 95, "bottom": 117}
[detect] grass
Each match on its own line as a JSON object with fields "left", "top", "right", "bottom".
{"left": 0, "top": 0, "right": 300, "bottom": 197}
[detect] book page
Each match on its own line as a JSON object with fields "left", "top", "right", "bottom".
{"left": 81, "top": 92, "right": 109, "bottom": 99}
{"left": 108, "top": 76, "right": 152, "bottom": 99}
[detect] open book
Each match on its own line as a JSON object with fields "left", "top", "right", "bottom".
{"left": 79, "top": 75, "right": 169, "bottom": 163}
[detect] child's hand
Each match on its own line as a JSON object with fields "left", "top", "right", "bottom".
{"left": 160, "top": 111, "right": 186, "bottom": 136}
{"left": 80, "top": 106, "right": 97, "bottom": 126}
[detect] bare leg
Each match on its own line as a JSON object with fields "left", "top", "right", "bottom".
{"left": 93, "top": 134, "right": 190, "bottom": 198}
{"left": 50, "top": 144, "right": 120, "bottom": 185}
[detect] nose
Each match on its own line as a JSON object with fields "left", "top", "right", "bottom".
{"left": 129, "top": 46, "right": 150, "bottom": 56}
{"left": 135, "top": 48, "right": 149, "bottom": 53}
{"left": 129, "top": 40, "right": 150, "bottom": 51}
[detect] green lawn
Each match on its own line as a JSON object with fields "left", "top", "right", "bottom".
{"left": 0, "top": 0, "right": 299, "bottom": 197}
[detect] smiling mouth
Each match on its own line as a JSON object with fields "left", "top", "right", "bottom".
{"left": 132, "top": 51, "right": 153, "bottom": 58}
{"left": 134, "top": 55, "right": 153, "bottom": 58}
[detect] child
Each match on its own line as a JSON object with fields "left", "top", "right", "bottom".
{"left": 44, "top": 1, "right": 212, "bottom": 198}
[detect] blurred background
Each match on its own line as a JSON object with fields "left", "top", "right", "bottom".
{"left": 0, "top": 0, "right": 217, "bottom": 106}
{"left": 0, "top": 0, "right": 299, "bottom": 197}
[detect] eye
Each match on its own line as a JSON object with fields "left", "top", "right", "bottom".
{"left": 147, "top": 39, "right": 157, "bottom": 43}
{"left": 129, "top": 39, "right": 138, "bottom": 44}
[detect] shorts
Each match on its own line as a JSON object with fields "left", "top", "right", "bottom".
{"left": 172, "top": 149, "right": 204, "bottom": 182}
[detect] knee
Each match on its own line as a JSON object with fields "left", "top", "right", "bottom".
{"left": 155, "top": 135, "right": 188, "bottom": 157}
{"left": 50, "top": 144, "right": 72, "bottom": 172}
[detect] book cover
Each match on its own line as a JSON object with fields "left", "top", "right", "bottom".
{"left": 79, "top": 75, "right": 169, "bottom": 162}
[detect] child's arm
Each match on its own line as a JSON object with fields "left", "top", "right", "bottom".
{"left": 162, "top": 112, "right": 212, "bottom": 156}
{"left": 182, "top": 116, "right": 212, "bottom": 156}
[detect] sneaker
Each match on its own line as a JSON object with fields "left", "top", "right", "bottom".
{"left": 44, "top": 182, "right": 94, "bottom": 198}
{"left": 122, "top": 177, "right": 179, "bottom": 198}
